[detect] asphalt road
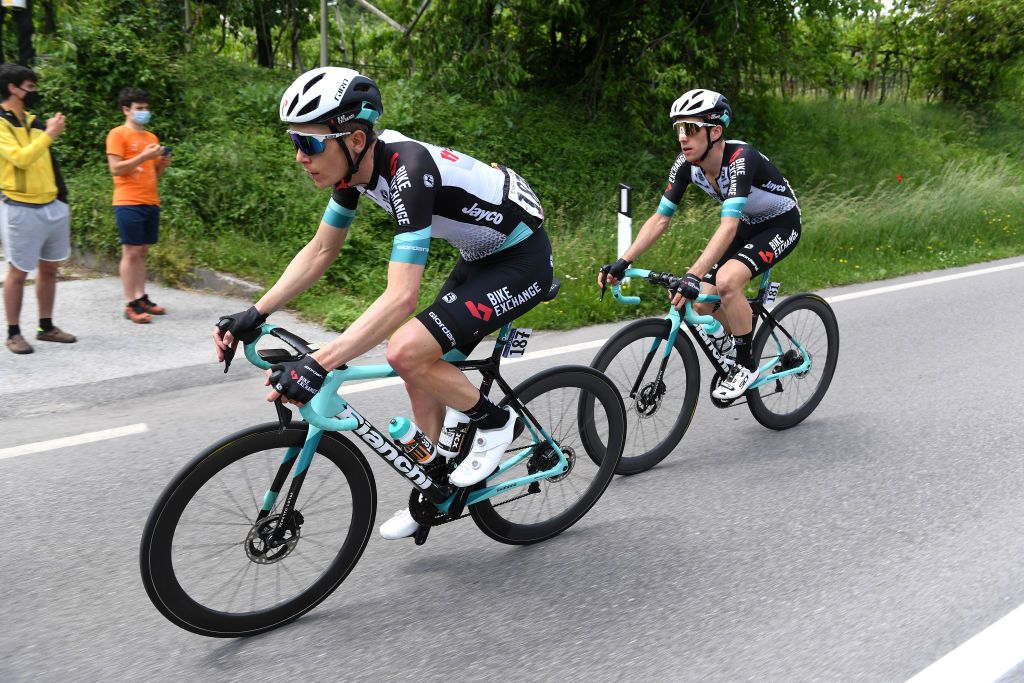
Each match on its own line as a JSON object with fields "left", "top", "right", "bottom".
{"left": 2, "top": 258, "right": 1023, "bottom": 682}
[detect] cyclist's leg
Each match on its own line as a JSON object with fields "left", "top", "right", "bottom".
{"left": 713, "top": 214, "right": 802, "bottom": 398}
{"left": 388, "top": 229, "right": 554, "bottom": 436}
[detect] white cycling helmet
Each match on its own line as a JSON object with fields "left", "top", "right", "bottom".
{"left": 280, "top": 66, "right": 382, "bottom": 126}
{"left": 669, "top": 88, "right": 733, "bottom": 127}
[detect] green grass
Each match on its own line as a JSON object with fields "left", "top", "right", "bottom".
{"left": 63, "top": 55, "right": 1024, "bottom": 331}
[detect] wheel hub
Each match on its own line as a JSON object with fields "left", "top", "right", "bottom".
{"left": 633, "top": 381, "right": 666, "bottom": 418}
{"left": 245, "top": 511, "right": 303, "bottom": 564}
{"left": 528, "top": 442, "right": 574, "bottom": 482}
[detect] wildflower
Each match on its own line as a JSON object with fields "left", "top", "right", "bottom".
{"left": 896, "top": 174, "right": 903, "bottom": 183}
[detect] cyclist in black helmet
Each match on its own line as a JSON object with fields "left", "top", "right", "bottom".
{"left": 599, "top": 88, "right": 801, "bottom": 400}
{"left": 213, "top": 67, "right": 553, "bottom": 540}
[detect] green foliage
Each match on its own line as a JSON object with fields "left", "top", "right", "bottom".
{"left": 910, "top": 0, "right": 1024, "bottom": 103}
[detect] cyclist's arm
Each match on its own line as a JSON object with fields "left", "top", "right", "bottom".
{"left": 622, "top": 212, "right": 671, "bottom": 262}
{"left": 311, "top": 260, "right": 423, "bottom": 370}
{"left": 254, "top": 221, "right": 347, "bottom": 314}
{"left": 687, "top": 215, "right": 740, "bottom": 277}
{"left": 688, "top": 145, "right": 753, "bottom": 276}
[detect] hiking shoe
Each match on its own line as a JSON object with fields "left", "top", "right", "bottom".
{"left": 6, "top": 334, "right": 33, "bottom": 354}
{"left": 124, "top": 303, "right": 152, "bottom": 324}
{"left": 712, "top": 365, "right": 759, "bottom": 401}
{"left": 36, "top": 326, "right": 77, "bottom": 343}
{"left": 450, "top": 407, "right": 517, "bottom": 487}
{"left": 138, "top": 294, "right": 166, "bottom": 315}
{"left": 379, "top": 508, "right": 420, "bottom": 540}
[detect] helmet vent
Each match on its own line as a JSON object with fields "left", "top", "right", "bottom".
{"left": 354, "top": 83, "right": 371, "bottom": 92}
{"left": 285, "top": 96, "right": 299, "bottom": 116}
{"left": 297, "top": 96, "right": 321, "bottom": 117}
{"left": 302, "top": 72, "right": 326, "bottom": 94}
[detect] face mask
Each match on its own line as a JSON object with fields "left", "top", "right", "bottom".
{"left": 20, "top": 89, "right": 40, "bottom": 109}
{"left": 132, "top": 110, "right": 152, "bottom": 125}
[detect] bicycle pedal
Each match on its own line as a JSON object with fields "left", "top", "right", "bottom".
{"left": 413, "top": 524, "right": 430, "bottom": 545}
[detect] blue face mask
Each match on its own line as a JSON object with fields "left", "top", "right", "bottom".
{"left": 131, "top": 110, "right": 152, "bottom": 125}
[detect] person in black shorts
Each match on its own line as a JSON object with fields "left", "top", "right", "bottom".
{"left": 213, "top": 67, "right": 553, "bottom": 540}
{"left": 599, "top": 88, "right": 801, "bottom": 400}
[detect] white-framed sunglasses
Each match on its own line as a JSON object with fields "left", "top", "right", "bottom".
{"left": 673, "top": 120, "right": 718, "bottom": 138}
{"left": 287, "top": 130, "right": 352, "bottom": 155}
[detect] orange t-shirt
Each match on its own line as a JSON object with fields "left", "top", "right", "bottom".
{"left": 106, "top": 125, "right": 160, "bottom": 205}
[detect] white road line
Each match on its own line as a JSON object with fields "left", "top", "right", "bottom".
{"left": 828, "top": 260, "right": 1024, "bottom": 303}
{"left": 0, "top": 423, "right": 149, "bottom": 460}
{"left": 906, "top": 603, "right": 1024, "bottom": 683}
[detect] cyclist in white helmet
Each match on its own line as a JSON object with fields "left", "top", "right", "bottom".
{"left": 599, "top": 88, "right": 801, "bottom": 400}
{"left": 213, "top": 67, "right": 553, "bottom": 540}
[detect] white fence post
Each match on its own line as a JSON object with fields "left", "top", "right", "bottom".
{"left": 617, "top": 183, "right": 632, "bottom": 285}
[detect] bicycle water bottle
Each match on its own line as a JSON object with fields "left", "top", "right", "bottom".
{"left": 437, "top": 408, "right": 471, "bottom": 459}
{"left": 704, "top": 320, "right": 735, "bottom": 358}
{"left": 388, "top": 417, "right": 438, "bottom": 464}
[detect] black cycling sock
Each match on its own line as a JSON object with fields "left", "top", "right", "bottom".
{"left": 465, "top": 391, "right": 509, "bottom": 430}
{"left": 38, "top": 318, "right": 53, "bottom": 333}
{"left": 734, "top": 332, "right": 755, "bottom": 370}
{"left": 8, "top": 324, "right": 20, "bottom": 338}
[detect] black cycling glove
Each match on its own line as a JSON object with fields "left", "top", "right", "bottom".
{"left": 671, "top": 272, "right": 703, "bottom": 301}
{"left": 269, "top": 356, "right": 327, "bottom": 404}
{"left": 217, "top": 306, "right": 268, "bottom": 344}
{"left": 600, "top": 258, "right": 632, "bottom": 282}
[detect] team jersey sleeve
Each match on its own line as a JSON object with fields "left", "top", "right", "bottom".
{"left": 387, "top": 144, "right": 439, "bottom": 266}
{"left": 323, "top": 186, "right": 359, "bottom": 229}
{"left": 657, "top": 154, "right": 690, "bottom": 217}
{"left": 722, "top": 145, "right": 757, "bottom": 219}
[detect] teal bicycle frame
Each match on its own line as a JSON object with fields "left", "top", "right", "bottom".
{"left": 240, "top": 321, "right": 570, "bottom": 524}
{"left": 611, "top": 267, "right": 812, "bottom": 392}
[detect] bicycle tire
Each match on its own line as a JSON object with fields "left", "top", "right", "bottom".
{"left": 747, "top": 294, "right": 840, "bottom": 430}
{"left": 140, "top": 423, "right": 376, "bottom": 637}
{"left": 470, "top": 365, "right": 625, "bottom": 545}
{"left": 590, "top": 318, "right": 701, "bottom": 474}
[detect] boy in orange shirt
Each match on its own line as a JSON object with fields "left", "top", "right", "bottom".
{"left": 105, "top": 87, "right": 171, "bottom": 323}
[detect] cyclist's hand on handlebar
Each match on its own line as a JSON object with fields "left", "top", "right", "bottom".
{"left": 669, "top": 272, "right": 703, "bottom": 310}
{"left": 266, "top": 355, "right": 327, "bottom": 406}
{"left": 213, "top": 306, "right": 268, "bottom": 363}
{"left": 598, "top": 258, "right": 631, "bottom": 300}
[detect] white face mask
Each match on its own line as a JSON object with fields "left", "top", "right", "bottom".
{"left": 131, "top": 110, "right": 152, "bottom": 125}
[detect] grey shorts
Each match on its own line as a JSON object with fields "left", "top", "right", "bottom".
{"left": 0, "top": 198, "right": 71, "bottom": 273}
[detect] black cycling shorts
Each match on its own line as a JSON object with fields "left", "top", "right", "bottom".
{"left": 416, "top": 228, "right": 554, "bottom": 356}
{"left": 703, "top": 208, "right": 801, "bottom": 284}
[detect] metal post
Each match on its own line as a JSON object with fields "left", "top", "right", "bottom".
{"left": 320, "top": 0, "right": 329, "bottom": 67}
{"left": 617, "top": 183, "right": 632, "bottom": 285}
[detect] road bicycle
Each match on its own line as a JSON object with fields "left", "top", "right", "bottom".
{"left": 140, "top": 293, "right": 625, "bottom": 637}
{"left": 593, "top": 267, "right": 838, "bottom": 474}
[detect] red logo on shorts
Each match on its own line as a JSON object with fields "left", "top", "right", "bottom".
{"left": 759, "top": 250, "right": 775, "bottom": 264}
{"left": 465, "top": 301, "right": 493, "bottom": 321}
{"left": 666, "top": 183, "right": 673, "bottom": 192}
{"left": 290, "top": 370, "right": 299, "bottom": 380}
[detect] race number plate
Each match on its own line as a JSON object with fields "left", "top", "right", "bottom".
{"left": 764, "top": 282, "right": 781, "bottom": 308}
{"left": 501, "top": 328, "right": 533, "bottom": 358}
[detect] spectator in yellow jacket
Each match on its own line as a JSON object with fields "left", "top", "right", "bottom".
{"left": 0, "top": 63, "right": 74, "bottom": 355}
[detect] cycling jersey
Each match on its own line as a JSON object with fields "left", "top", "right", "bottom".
{"left": 657, "top": 141, "right": 798, "bottom": 230}
{"left": 322, "top": 129, "right": 545, "bottom": 264}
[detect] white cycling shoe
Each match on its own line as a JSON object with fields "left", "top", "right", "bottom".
{"left": 379, "top": 507, "right": 419, "bottom": 540}
{"left": 712, "top": 365, "right": 759, "bottom": 401}
{"left": 449, "top": 407, "right": 517, "bottom": 487}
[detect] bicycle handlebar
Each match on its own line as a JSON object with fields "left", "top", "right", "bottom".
{"left": 238, "top": 323, "right": 359, "bottom": 432}
{"left": 609, "top": 267, "right": 721, "bottom": 306}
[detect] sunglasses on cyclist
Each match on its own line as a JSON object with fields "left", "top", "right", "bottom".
{"left": 287, "top": 130, "right": 351, "bottom": 156}
{"left": 673, "top": 120, "right": 718, "bottom": 138}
